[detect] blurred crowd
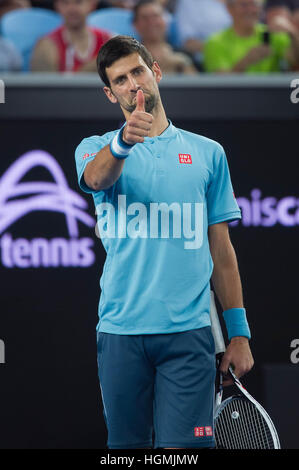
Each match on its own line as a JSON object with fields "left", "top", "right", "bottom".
{"left": 1, "top": 0, "right": 299, "bottom": 73}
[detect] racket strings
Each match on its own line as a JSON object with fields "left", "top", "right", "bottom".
{"left": 215, "top": 396, "right": 275, "bottom": 449}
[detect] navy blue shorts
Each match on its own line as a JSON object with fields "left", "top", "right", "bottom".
{"left": 96, "top": 327, "right": 216, "bottom": 449}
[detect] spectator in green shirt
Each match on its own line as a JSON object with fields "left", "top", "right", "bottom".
{"left": 203, "top": 0, "right": 299, "bottom": 72}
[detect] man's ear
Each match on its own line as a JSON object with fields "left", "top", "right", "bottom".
{"left": 103, "top": 86, "right": 118, "bottom": 104}
{"left": 152, "top": 61, "right": 162, "bottom": 84}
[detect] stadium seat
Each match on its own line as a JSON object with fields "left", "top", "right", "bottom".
{"left": 0, "top": 8, "right": 62, "bottom": 71}
{"left": 87, "top": 8, "right": 140, "bottom": 40}
{"left": 167, "top": 16, "right": 181, "bottom": 48}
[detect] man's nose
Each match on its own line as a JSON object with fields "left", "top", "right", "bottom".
{"left": 128, "top": 75, "right": 140, "bottom": 91}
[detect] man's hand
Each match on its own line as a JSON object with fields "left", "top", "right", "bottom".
{"left": 243, "top": 45, "right": 272, "bottom": 66}
{"left": 219, "top": 337, "right": 254, "bottom": 386}
{"left": 233, "top": 45, "right": 271, "bottom": 72}
{"left": 268, "top": 15, "right": 298, "bottom": 36}
{"left": 123, "top": 90, "right": 153, "bottom": 145}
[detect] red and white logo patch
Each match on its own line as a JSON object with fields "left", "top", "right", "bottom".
{"left": 194, "top": 427, "right": 205, "bottom": 437}
{"left": 82, "top": 152, "right": 97, "bottom": 160}
{"left": 194, "top": 426, "right": 213, "bottom": 437}
{"left": 179, "top": 153, "right": 192, "bottom": 164}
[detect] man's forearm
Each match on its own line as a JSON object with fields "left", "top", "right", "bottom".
{"left": 211, "top": 241, "right": 244, "bottom": 311}
{"left": 84, "top": 144, "right": 125, "bottom": 191}
{"left": 231, "top": 57, "right": 249, "bottom": 73}
{"left": 183, "top": 38, "right": 204, "bottom": 53}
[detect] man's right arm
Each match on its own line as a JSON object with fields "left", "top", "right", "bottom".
{"left": 231, "top": 45, "right": 272, "bottom": 72}
{"left": 84, "top": 90, "right": 153, "bottom": 192}
{"left": 31, "top": 38, "right": 59, "bottom": 71}
{"left": 83, "top": 145, "right": 126, "bottom": 192}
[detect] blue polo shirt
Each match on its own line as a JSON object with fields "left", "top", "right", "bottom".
{"left": 75, "top": 121, "right": 241, "bottom": 334}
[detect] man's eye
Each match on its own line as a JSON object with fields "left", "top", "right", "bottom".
{"left": 116, "top": 77, "right": 125, "bottom": 84}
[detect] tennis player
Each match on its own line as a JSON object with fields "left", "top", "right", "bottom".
{"left": 75, "top": 35, "right": 254, "bottom": 450}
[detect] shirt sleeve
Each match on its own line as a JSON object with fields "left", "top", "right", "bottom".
{"left": 74, "top": 135, "right": 110, "bottom": 194}
{"left": 206, "top": 146, "right": 241, "bottom": 225}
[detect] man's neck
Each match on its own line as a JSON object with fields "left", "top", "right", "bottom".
{"left": 143, "top": 38, "right": 165, "bottom": 48}
{"left": 123, "top": 101, "right": 169, "bottom": 138}
{"left": 233, "top": 22, "right": 255, "bottom": 37}
{"left": 149, "top": 106, "right": 169, "bottom": 137}
{"left": 64, "top": 23, "right": 88, "bottom": 42}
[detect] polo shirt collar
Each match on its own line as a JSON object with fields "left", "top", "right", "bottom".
{"left": 144, "top": 119, "right": 176, "bottom": 143}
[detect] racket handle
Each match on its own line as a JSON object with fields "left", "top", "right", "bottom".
{"left": 215, "top": 351, "right": 224, "bottom": 396}
{"left": 210, "top": 291, "right": 226, "bottom": 355}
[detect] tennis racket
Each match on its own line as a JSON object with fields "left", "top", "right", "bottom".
{"left": 210, "top": 291, "right": 281, "bottom": 449}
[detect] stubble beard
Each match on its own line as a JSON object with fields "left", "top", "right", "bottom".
{"left": 123, "top": 91, "right": 159, "bottom": 114}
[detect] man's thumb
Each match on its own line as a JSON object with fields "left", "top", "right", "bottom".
{"left": 136, "top": 89, "right": 145, "bottom": 112}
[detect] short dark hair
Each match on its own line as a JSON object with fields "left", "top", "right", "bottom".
{"left": 97, "top": 35, "right": 154, "bottom": 87}
{"left": 133, "top": 0, "right": 159, "bottom": 23}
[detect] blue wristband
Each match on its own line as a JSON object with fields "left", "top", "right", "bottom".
{"left": 110, "top": 124, "right": 135, "bottom": 159}
{"left": 222, "top": 308, "right": 251, "bottom": 340}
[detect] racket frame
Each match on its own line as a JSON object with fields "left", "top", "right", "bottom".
{"left": 210, "top": 291, "right": 281, "bottom": 449}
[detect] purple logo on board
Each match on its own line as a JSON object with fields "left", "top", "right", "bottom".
{"left": 0, "top": 150, "right": 95, "bottom": 268}
{"left": 231, "top": 189, "right": 298, "bottom": 228}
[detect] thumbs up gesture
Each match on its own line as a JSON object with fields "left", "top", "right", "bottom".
{"left": 123, "top": 90, "right": 154, "bottom": 145}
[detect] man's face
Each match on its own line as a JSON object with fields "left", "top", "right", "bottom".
{"left": 103, "top": 53, "right": 162, "bottom": 114}
{"left": 228, "top": 0, "right": 262, "bottom": 27}
{"left": 134, "top": 3, "right": 167, "bottom": 42}
{"left": 55, "top": 0, "right": 96, "bottom": 29}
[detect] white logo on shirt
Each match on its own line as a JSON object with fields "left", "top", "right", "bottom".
{"left": 95, "top": 195, "right": 204, "bottom": 250}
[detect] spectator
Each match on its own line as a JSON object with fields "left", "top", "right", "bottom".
{"left": 203, "top": 0, "right": 299, "bottom": 73}
{"left": 0, "top": 0, "right": 30, "bottom": 17}
{"left": 133, "top": 0, "right": 197, "bottom": 74}
{"left": 174, "top": 0, "right": 232, "bottom": 55}
{"left": 0, "top": 36, "right": 23, "bottom": 71}
{"left": 30, "top": 0, "right": 112, "bottom": 72}
{"left": 265, "top": 0, "right": 299, "bottom": 35}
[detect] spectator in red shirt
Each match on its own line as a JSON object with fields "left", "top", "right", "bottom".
{"left": 31, "top": 0, "right": 112, "bottom": 72}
